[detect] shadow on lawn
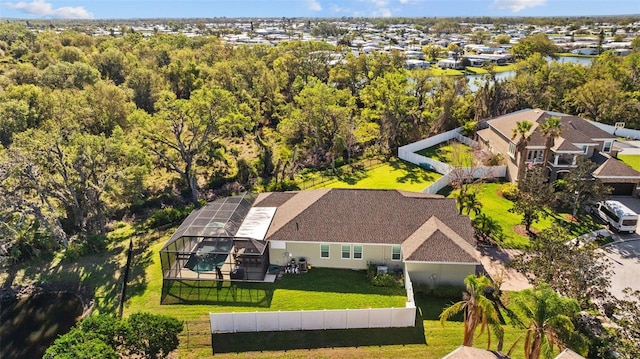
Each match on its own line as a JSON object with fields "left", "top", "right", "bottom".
{"left": 390, "top": 159, "right": 439, "bottom": 185}
{"left": 161, "top": 280, "right": 274, "bottom": 307}
{"left": 1, "top": 227, "right": 158, "bottom": 315}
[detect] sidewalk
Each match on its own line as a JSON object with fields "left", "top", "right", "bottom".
{"left": 475, "top": 245, "right": 532, "bottom": 291}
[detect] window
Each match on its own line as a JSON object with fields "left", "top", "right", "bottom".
{"left": 353, "top": 245, "right": 363, "bottom": 260}
{"left": 391, "top": 246, "right": 401, "bottom": 261}
{"left": 341, "top": 245, "right": 351, "bottom": 259}
{"left": 320, "top": 244, "right": 329, "bottom": 258}
{"left": 582, "top": 145, "right": 589, "bottom": 154}
{"left": 603, "top": 141, "right": 612, "bottom": 153}
{"left": 508, "top": 142, "right": 516, "bottom": 157}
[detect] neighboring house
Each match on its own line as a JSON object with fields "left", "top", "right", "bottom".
{"left": 477, "top": 109, "right": 640, "bottom": 196}
{"left": 443, "top": 345, "right": 510, "bottom": 359}
{"left": 438, "top": 58, "right": 466, "bottom": 70}
{"left": 554, "top": 348, "right": 586, "bottom": 359}
{"left": 571, "top": 48, "right": 599, "bottom": 55}
{"left": 160, "top": 189, "right": 480, "bottom": 299}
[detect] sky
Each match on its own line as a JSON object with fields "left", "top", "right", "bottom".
{"left": 1, "top": 0, "right": 639, "bottom": 20}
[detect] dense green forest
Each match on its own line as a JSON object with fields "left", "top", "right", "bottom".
{"left": 0, "top": 22, "right": 639, "bottom": 262}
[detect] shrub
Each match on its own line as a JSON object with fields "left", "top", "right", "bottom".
{"left": 366, "top": 263, "right": 402, "bottom": 287}
{"left": 144, "top": 205, "right": 194, "bottom": 229}
{"left": 498, "top": 182, "right": 519, "bottom": 201}
{"left": 485, "top": 153, "right": 504, "bottom": 166}
{"left": 413, "top": 283, "right": 465, "bottom": 300}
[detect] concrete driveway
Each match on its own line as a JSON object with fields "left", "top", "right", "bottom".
{"left": 603, "top": 238, "right": 640, "bottom": 299}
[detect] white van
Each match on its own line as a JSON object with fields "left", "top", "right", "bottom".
{"left": 594, "top": 200, "right": 638, "bottom": 233}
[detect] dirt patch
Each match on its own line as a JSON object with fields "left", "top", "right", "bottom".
{"left": 513, "top": 224, "right": 538, "bottom": 238}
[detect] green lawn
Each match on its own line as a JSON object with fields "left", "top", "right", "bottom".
{"left": 125, "top": 238, "right": 406, "bottom": 321}
{"left": 445, "top": 182, "right": 602, "bottom": 248}
{"left": 415, "top": 140, "right": 472, "bottom": 164}
{"left": 179, "top": 294, "right": 530, "bottom": 359}
{"left": 617, "top": 154, "right": 640, "bottom": 172}
{"left": 308, "top": 158, "right": 441, "bottom": 192}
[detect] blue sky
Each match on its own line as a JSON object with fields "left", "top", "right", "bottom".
{"left": 1, "top": 0, "right": 639, "bottom": 19}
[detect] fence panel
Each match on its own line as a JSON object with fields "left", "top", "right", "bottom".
{"left": 210, "top": 306, "right": 416, "bottom": 333}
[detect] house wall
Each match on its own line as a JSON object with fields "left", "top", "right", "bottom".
{"left": 269, "top": 242, "right": 401, "bottom": 270}
{"left": 405, "top": 262, "right": 477, "bottom": 285}
{"left": 477, "top": 127, "right": 519, "bottom": 181}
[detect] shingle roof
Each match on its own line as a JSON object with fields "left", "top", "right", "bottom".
{"left": 265, "top": 189, "right": 478, "bottom": 264}
{"left": 443, "top": 345, "right": 511, "bottom": 359}
{"left": 592, "top": 152, "right": 640, "bottom": 179}
{"left": 486, "top": 109, "right": 614, "bottom": 150}
{"left": 554, "top": 349, "right": 585, "bottom": 359}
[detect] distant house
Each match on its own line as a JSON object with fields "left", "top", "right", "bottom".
{"left": 476, "top": 109, "right": 640, "bottom": 196}
{"left": 571, "top": 48, "right": 599, "bottom": 55}
{"left": 405, "top": 59, "right": 431, "bottom": 69}
{"left": 438, "top": 58, "right": 465, "bottom": 70}
{"left": 160, "top": 189, "right": 480, "bottom": 300}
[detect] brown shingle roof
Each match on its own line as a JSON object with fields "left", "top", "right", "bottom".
{"left": 443, "top": 345, "right": 511, "bottom": 359}
{"left": 554, "top": 349, "right": 585, "bottom": 359}
{"left": 592, "top": 152, "right": 640, "bottom": 179}
{"left": 403, "top": 217, "right": 478, "bottom": 263}
{"left": 486, "top": 109, "right": 613, "bottom": 150}
{"left": 265, "top": 189, "right": 478, "bottom": 263}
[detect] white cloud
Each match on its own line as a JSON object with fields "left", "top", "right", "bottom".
{"left": 370, "top": 0, "right": 393, "bottom": 17}
{"left": 307, "top": 0, "right": 322, "bottom": 11}
{"left": 492, "top": 0, "right": 547, "bottom": 12}
{"left": 4, "top": 0, "right": 93, "bottom": 19}
{"left": 399, "top": 0, "right": 411, "bottom": 4}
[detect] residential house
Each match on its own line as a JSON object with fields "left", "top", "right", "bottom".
{"left": 260, "top": 188, "right": 480, "bottom": 285}
{"left": 160, "top": 189, "right": 480, "bottom": 302}
{"left": 443, "top": 346, "right": 510, "bottom": 359}
{"left": 476, "top": 109, "right": 640, "bottom": 196}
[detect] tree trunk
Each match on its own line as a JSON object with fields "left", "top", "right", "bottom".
{"left": 188, "top": 175, "right": 198, "bottom": 205}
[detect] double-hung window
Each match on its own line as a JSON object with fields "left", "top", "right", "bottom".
{"left": 341, "top": 245, "right": 351, "bottom": 259}
{"left": 603, "top": 141, "right": 612, "bottom": 153}
{"left": 391, "top": 246, "right": 401, "bottom": 261}
{"left": 320, "top": 244, "right": 330, "bottom": 259}
{"left": 353, "top": 245, "right": 363, "bottom": 260}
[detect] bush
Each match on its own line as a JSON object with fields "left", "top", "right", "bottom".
{"left": 144, "top": 205, "right": 194, "bottom": 229}
{"left": 366, "top": 263, "right": 402, "bottom": 287}
{"left": 498, "top": 182, "right": 519, "bottom": 201}
{"left": 485, "top": 153, "right": 504, "bottom": 166}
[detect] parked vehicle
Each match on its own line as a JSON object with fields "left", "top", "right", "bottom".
{"left": 593, "top": 200, "right": 638, "bottom": 233}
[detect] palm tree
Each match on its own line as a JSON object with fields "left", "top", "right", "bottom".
{"left": 512, "top": 120, "right": 534, "bottom": 184}
{"left": 508, "top": 284, "right": 581, "bottom": 359}
{"left": 463, "top": 191, "right": 483, "bottom": 216}
{"left": 539, "top": 116, "right": 562, "bottom": 171}
{"left": 440, "top": 274, "right": 504, "bottom": 350}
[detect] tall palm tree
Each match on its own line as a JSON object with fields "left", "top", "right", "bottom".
{"left": 508, "top": 284, "right": 581, "bottom": 359}
{"left": 512, "top": 120, "right": 534, "bottom": 184}
{"left": 440, "top": 274, "right": 504, "bottom": 350}
{"left": 539, "top": 116, "right": 562, "bottom": 171}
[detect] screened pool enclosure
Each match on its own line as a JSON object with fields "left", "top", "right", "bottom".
{"left": 160, "top": 193, "right": 274, "bottom": 303}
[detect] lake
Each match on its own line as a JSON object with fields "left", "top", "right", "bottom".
{"left": 0, "top": 292, "right": 84, "bottom": 359}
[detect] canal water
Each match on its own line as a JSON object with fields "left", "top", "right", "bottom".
{"left": 0, "top": 292, "right": 84, "bottom": 359}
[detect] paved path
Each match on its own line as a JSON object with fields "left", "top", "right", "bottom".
{"left": 602, "top": 237, "right": 640, "bottom": 299}
{"left": 475, "top": 246, "right": 532, "bottom": 291}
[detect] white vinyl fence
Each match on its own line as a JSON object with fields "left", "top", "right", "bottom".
{"left": 397, "top": 127, "right": 506, "bottom": 194}
{"left": 587, "top": 120, "right": 640, "bottom": 140}
{"left": 210, "top": 271, "right": 416, "bottom": 334}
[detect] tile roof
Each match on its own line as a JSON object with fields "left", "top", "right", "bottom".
{"left": 264, "top": 189, "right": 478, "bottom": 264}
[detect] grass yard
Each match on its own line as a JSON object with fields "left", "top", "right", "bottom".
{"left": 415, "top": 140, "right": 473, "bottom": 164}
{"left": 309, "top": 158, "right": 441, "bottom": 192}
{"left": 617, "top": 154, "right": 640, "bottom": 172}
{"left": 125, "top": 238, "right": 406, "bottom": 321}
{"left": 445, "top": 182, "right": 602, "bottom": 248}
{"left": 178, "top": 295, "right": 530, "bottom": 359}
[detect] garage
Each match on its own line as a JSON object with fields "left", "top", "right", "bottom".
{"left": 607, "top": 182, "right": 636, "bottom": 196}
